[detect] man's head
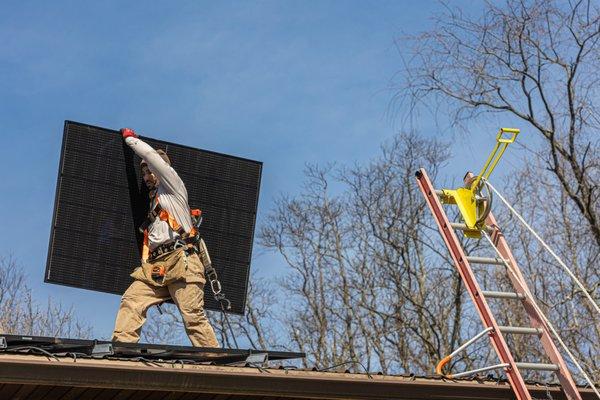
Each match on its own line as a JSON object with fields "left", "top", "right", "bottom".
{"left": 141, "top": 149, "right": 170, "bottom": 190}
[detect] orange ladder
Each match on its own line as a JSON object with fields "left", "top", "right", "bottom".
{"left": 415, "top": 168, "right": 582, "bottom": 400}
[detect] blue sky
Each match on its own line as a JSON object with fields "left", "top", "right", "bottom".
{"left": 0, "top": 1, "right": 524, "bottom": 341}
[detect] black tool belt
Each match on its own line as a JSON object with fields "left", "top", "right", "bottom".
{"left": 149, "top": 240, "right": 186, "bottom": 261}
{"left": 148, "top": 236, "right": 200, "bottom": 261}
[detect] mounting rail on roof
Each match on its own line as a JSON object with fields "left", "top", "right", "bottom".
{"left": 0, "top": 334, "right": 304, "bottom": 365}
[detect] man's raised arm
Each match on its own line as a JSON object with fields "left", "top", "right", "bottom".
{"left": 121, "top": 128, "right": 183, "bottom": 195}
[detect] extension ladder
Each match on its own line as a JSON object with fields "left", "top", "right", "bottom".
{"left": 415, "top": 168, "right": 582, "bottom": 400}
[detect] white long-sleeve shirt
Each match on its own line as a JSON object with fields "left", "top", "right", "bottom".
{"left": 125, "top": 136, "right": 193, "bottom": 250}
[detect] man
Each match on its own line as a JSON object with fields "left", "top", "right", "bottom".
{"left": 112, "top": 127, "right": 219, "bottom": 348}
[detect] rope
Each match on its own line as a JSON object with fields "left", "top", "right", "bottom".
{"left": 478, "top": 180, "right": 600, "bottom": 398}
{"left": 483, "top": 179, "right": 600, "bottom": 316}
{"left": 219, "top": 299, "right": 239, "bottom": 349}
{"left": 482, "top": 230, "right": 600, "bottom": 399}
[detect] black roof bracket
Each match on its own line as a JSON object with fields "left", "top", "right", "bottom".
{"left": 92, "top": 342, "right": 114, "bottom": 357}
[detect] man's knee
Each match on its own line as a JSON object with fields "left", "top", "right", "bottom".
{"left": 178, "top": 299, "right": 206, "bottom": 322}
{"left": 118, "top": 291, "right": 144, "bottom": 314}
{"left": 119, "top": 281, "right": 163, "bottom": 315}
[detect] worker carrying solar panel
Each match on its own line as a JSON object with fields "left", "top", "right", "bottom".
{"left": 111, "top": 128, "right": 219, "bottom": 348}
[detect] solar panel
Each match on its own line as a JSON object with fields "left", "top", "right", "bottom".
{"left": 0, "top": 334, "right": 305, "bottom": 363}
{"left": 45, "top": 121, "right": 262, "bottom": 315}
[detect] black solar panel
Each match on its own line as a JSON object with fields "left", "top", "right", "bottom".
{"left": 0, "top": 334, "right": 305, "bottom": 363}
{"left": 45, "top": 121, "right": 262, "bottom": 315}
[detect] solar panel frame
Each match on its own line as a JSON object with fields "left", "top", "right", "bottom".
{"left": 45, "top": 121, "right": 262, "bottom": 315}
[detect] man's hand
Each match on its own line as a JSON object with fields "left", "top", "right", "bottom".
{"left": 121, "top": 128, "right": 138, "bottom": 139}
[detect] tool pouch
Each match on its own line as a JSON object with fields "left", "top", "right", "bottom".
{"left": 131, "top": 248, "right": 191, "bottom": 287}
{"left": 151, "top": 265, "right": 166, "bottom": 283}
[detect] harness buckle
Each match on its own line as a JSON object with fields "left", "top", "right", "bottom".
{"left": 210, "top": 279, "right": 222, "bottom": 295}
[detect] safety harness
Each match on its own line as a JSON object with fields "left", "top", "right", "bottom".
{"left": 139, "top": 192, "right": 201, "bottom": 262}
{"left": 139, "top": 192, "right": 232, "bottom": 313}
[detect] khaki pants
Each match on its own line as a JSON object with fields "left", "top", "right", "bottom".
{"left": 112, "top": 249, "right": 219, "bottom": 348}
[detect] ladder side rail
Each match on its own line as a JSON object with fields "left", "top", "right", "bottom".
{"left": 415, "top": 169, "right": 532, "bottom": 400}
{"left": 484, "top": 211, "right": 582, "bottom": 400}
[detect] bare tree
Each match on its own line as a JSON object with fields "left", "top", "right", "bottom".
{"left": 258, "top": 133, "right": 492, "bottom": 374}
{"left": 498, "top": 162, "right": 600, "bottom": 382}
{"left": 390, "top": 0, "right": 600, "bottom": 380}
{"left": 210, "top": 275, "right": 280, "bottom": 350}
{"left": 257, "top": 130, "right": 599, "bottom": 380}
{"left": 396, "top": 0, "right": 600, "bottom": 246}
{"left": 0, "top": 256, "right": 91, "bottom": 338}
{"left": 140, "top": 304, "right": 184, "bottom": 344}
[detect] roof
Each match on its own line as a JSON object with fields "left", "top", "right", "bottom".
{"left": 1, "top": 352, "right": 597, "bottom": 400}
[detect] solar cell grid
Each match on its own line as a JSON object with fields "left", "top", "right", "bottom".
{"left": 45, "top": 121, "right": 261, "bottom": 314}
{"left": 167, "top": 146, "right": 261, "bottom": 187}
{"left": 194, "top": 208, "right": 256, "bottom": 236}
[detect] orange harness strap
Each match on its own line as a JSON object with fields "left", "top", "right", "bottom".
{"left": 142, "top": 230, "right": 150, "bottom": 262}
{"left": 140, "top": 195, "right": 201, "bottom": 262}
{"left": 158, "top": 208, "right": 199, "bottom": 237}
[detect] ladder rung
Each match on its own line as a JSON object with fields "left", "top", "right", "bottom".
{"left": 481, "top": 290, "right": 525, "bottom": 300}
{"left": 466, "top": 256, "right": 507, "bottom": 265}
{"left": 499, "top": 326, "right": 543, "bottom": 335}
{"left": 515, "top": 362, "right": 559, "bottom": 371}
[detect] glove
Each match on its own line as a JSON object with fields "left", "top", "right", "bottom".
{"left": 121, "top": 128, "right": 138, "bottom": 139}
